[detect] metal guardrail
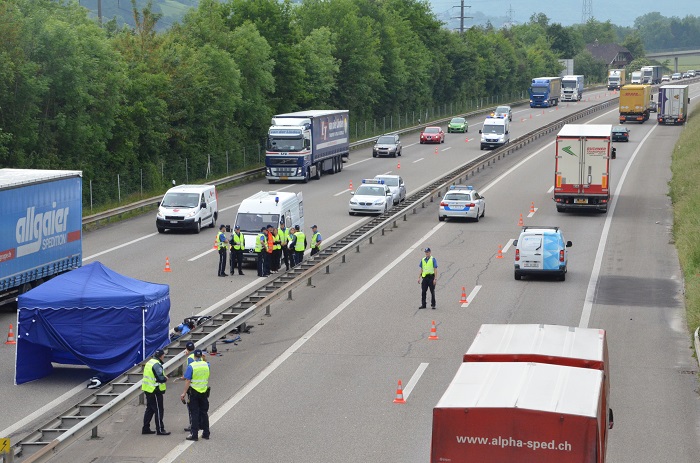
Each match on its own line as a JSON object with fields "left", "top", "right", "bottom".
{"left": 7, "top": 97, "right": 617, "bottom": 463}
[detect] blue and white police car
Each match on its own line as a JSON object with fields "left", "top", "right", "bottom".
{"left": 438, "top": 185, "right": 486, "bottom": 222}
{"left": 349, "top": 179, "right": 393, "bottom": 216}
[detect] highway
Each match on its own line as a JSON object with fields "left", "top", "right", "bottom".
{"left": 1, "top": 85, "right": 699, "bottom": 462}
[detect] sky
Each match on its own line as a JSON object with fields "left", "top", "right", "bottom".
{"left": 431, "top": 0, "right": 698, "bottom": 28}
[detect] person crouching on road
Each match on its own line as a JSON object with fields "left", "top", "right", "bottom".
{"left": 142, "top": 349, "right": 170, "bottom": 435}
{"left": 181, "top": 349, "right": 210, "bottom": 441}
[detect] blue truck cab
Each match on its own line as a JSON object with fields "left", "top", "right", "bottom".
{"left": 529, "top": 77, "right": 562, "bottom": 108}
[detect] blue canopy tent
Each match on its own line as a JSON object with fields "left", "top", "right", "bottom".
{"left": 15, "top": 262, "right": 170, "bottom": 385}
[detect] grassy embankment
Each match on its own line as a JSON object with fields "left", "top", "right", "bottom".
{"left": 669, "top": 106, "right": 700, "bottom": 334}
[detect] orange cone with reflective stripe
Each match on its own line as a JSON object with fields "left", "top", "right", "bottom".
{"left": 393, "top": 380, "right": 406, "bottom": 404}
{"left": 459, "top": 287, "right": 468, "bottom": 304}
{"left": 163, "top": 257, "right": 172, "bottom": 272}
{"left": 497, "top": 245, "right": 503, "bottom": 259}
{"left": 349, "top": 180, "right": 353, "bottom": 190}
{"left": 5, "top": 324, "right": 16, "bottom": 345}
{"left": 518, "top": 214, "right": 524, "bottom": 227}
{"left": 429, "top": 320, "right": 439, "bottom": 340}
{"left": 530, "top": 201, "right": 535, "bottom": 213}
{"left": 397, "top": 162, "right": 401, "bottom": 169}
{"left": 434, "top": 146, "right": 438, "bottom": 155}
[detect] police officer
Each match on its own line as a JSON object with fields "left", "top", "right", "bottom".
{"left": 142, "top": 349, "right": 170, "bottom": 435}
{"left": 418, "top": 247, "right": 438, "bottom": 309}
{"left": 216, "top": 225, "right": 229, "bottom": 277}
{"left": 279, "top": 220, "right": 291, "bottom": 271}
{"left": 230, "top": 225, "right": 245, "bottom": 276}
{"left": 264, "top": 225, "right": 274, "bottom": 276}
{"left": 294, "top": 225, "right": 306, "bottom": 266}
{"left": 310, "top": 225, "right": 322, "bottom": 256}
{"left": 181, "top": 349, "right": 210, "bottom": 441}
{"left": 287, "top": 227, "right": 297, "bottom": 267}
{"left": 271, "top": 225, "right": 282, "bottom": 273}
{"left": 182, "top": 342, "right": 195, "bottom": 432}
{"left": 255, "top": 227, "right": 266, "bottom": 277}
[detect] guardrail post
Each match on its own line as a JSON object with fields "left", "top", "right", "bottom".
{"left": 403, "top": 213, "right": 408, "bottom": 221}
{"left": 393, "top": 220, "right": 397, "bottom": 228}
{"left": 325, "top": 265, "right": 330, "bottom": 274}
{"left": 139, "top": 392, "right": 145, "bottom": 405}
{"left": 369, "top": 237, "right": 373, "bottom": 244}
{"left": 381, "top": 229, "right": 385, "bottom": 236}
{"left": 91, "top": 426, "right": 98, "bottom": 439}
{"left": 307, "top": 277, "right": 312, "bottom": 286}
{"left": 287, "top": 290, "right": 293, "bottom": 300}
{"left": 265, "top": 305, "right": 271, "bottom": 317}
{"left": 342, "top": 255, "right": 346, "bottom": 263}
{"left": 356, "top": 245, "right": 360, "bottom": 253}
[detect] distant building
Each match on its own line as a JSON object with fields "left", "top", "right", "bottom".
{"left": 585, "top": 41, "right": 633, "bottom": 69}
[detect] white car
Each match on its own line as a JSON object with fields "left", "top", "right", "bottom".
{"left": 438, "top": 185, "right": 485, "bottom": 222}
{"left": 374, "top": 175, "right": 406, "bottom": 205}
{"left": 349, "top": 179, "right": 392, "bottom": 216}
{"left": 661, "top": 75, "right": 670, "bottom": 82}
{"left": 672, "top": 73, "right": 682, "bottom": 80}
{"left": 514, "top": 226, "right": 572, "bottom": 281}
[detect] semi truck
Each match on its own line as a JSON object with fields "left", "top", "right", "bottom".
{"left": 554, "top": 124, "right": 614, "bottom": 213}
{"left": 606, "top": 69, "right": 625, "bottom": 90}
{"left": 630, "top": 70, "right": 642, "bottom": 84}
{"left": 0, "top": 169, "right": 83, "bottom": 299}
{"left": 529, "top": 77, "right": 561, "bottom": 107}
{"left": 641, "top": 65, "right": 663, "bottom": 84}
{"left": 265, "top": 110, "right": 349, "bottom": 183}
{"left": 561, "top": 75, "right": 585, "bottom": 101}
{"left": 619, "top": 84, "right": 653, "bottom": 123}
{"left": 658, "top": 84, "right": 690, "bottom": 124}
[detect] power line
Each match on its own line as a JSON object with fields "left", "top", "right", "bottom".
{"left": 451, "top": 0, "right": 473, "bottom": 34}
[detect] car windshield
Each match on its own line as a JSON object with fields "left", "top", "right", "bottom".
{"left": 612, "top": 126, "right": 625, "bottom": 132}
{"left": 377, "top": 136, "right": 396, "bottom": 144}
{"left": 520, "top": 235, "right": 543, "bottom": 251}
{"left": 450, "top": 118, "right": 465, "bottom": 124}
{"left": 444, "top": 193, "right": 471, "bottom": 201}
{"left": 235, "top": 213, "right": 280, "bottom": 233}
{"left": 355, "top": 185, "right": 386, "bottom": 196}
{"left": 483, "top": 125, "right": 504, "bottom": 134}
{"left": 424, "top": 127, "right": 440, "bottom": 133}
{"left": 161, "top": 192, "right": 200, "bottom": 208}
{"left": 376, "top": 177, "right": 398, "bottom": 186}
{"left": 495, "top": 107, "right": 509, "bottom": 113}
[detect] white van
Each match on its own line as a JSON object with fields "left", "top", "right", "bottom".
{"left": 513, "top": 226, "right": 572, "bottom": 281}
{"left": 479, "top": 116, "right": 510, "bottom": 150}
{"left": 234, "top": 191, "right": 304, "bottom": 262}
{"left": 156, "top": 184, "right": 218, "bottom": 233}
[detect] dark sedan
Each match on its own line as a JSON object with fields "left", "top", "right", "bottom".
{"left": 611, "top": 126, "right": 630, "bottom": 142}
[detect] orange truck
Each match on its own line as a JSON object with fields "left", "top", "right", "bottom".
{"left": 431, "top": 324, "right": 613, "bottom": 463}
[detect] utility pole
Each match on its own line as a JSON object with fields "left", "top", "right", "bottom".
{"left": 581, "top": 0, "right": 593, "bottom": 23}
{"left": 506, "top": 4, "right": 515, "bottom": 27}
{"left": 452, "top": 0, "right": 473, "bottom": 35}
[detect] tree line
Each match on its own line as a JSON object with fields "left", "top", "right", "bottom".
{"left": 0, "top": 0, "right": 690, "bottom": 207}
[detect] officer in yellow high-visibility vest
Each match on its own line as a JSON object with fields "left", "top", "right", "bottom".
{"left": 181, "top": 349, "right": 210, "bottom": 441}
{"left": 255, "top": 227, "right": 266, "bottom": 277}
{"left": 271, "top": 225, "right": 282, "bottom": 273}
{"left": 279, "top": 220, "right": 291, "bottom": 271}
{"left": 310, "top": 225, "right": 322, "bottom": 256}
{"left": 142, "top": 349, "right": 170, "bottom": 435}
{"left": 229, "top": 225, "right": 245, "bottom": 276}
{"left": 418, "top": 247, "right": 438, "bottom": 309}
{"left": 294, "top": 225, "right": 306, "bottom": 266}
{"left": 216, "top": 225, "right": 229, "bottom": 277}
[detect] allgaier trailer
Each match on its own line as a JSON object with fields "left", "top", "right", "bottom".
{"left": 431, "top": 362, "right": 611, "bottom": 463}
{"left": 0, "top": 169, "right": 82, "bottom": 298}
{"left": 554, "top": 124, "right": 614, "bottom": 213}
{"left": 265, "top": 110, "right": 349, "bottom": 183}
{"left": 658, "top": 84, "right": 690, "bottom": 125}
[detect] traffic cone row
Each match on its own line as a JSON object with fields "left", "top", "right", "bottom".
{"left": 5, "top": 324, "right": 16, "bottom": 345}
{"left": 518, "top": 213, "right": 524, "bottom": 227}
{"left": 459, "top": 287, "right": 468, "bottom": 304}
{"left": 393, "top": 380, "right": 406, "bottom": 404}
{"left": 163, "top": 257, "right": 172, "bottom": 272}
{"left": 428, "top": 320, "right": 439, "bottom": 340}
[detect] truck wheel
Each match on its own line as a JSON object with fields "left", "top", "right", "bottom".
{"left": 303, "top": 169, "right": 310, "bottom": 183}
{"left": 315, "top": 163, "right": 322, "bottom": 180}
{"left": 338, "top": 159, "right": 343, "bottom": 172}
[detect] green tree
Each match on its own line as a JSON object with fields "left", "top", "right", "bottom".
{"left": 621, "top": 32, "right": 645, "bottom": 60}
{"left": 573, "top": 49, "right": 607, "bottom": 83}
{"left": 295, "top": 27, "right": 339, "bottom": 108}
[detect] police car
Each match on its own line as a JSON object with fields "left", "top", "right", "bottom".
{"left": 438, "top": 185, "right": 486, "bottom": 222}
{"left": 513, "top": 226, "right": 572, "bottom": 281}
{"left": 349, "top": 179, "right": 393, "bottom": 216}
{"left": 374, "top": 174, "right": 406, "bottom": 205}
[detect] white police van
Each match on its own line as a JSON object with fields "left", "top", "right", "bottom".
{"left": 513, "top": 226, "right": 572, "bottom": 281}
{"left": 156, "top": 184, "right": 218, "bottom": 233}
{"left": 479, "top": 115, "right": 510, "bottom": 150}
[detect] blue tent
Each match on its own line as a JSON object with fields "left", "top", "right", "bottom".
{"left": 15, "top": 262, "right": 170, "bottom": 385}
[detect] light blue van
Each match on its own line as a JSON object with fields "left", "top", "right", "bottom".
{"left": 513, "top": 226, "right": 572, "bottom": 281}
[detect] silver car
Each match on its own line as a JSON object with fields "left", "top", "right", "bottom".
{"left": 374, "top": 175, "right": 406, "bottom": 205}
{"left": 438, "top": 185, "right": 486, "bottom": 222}
{"left": 372, "top": 134, "right": 402, "bottom": 158}
{"left": 493, "top": 105, "right": 512, "bottom": 122}
{"left": 348, "top": 180, "right": 392, "bottom": 215}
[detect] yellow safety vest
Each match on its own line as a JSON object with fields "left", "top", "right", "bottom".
{"left": 311, "top": 232, "right": 321, "bottom": 250}
{"left": 295, "top": 232, "right": 306, "bottom": 251}
{"left": 217, "top": 232, "right": 227, "bottom": 250}
{"left": 231, "top": 232, "right": 244, "bottom": 250}
{"left": 421, "top": 257, "right": 436, "bottom": 277}
{"left": 255, "top": 233, "right": 264, "bottom": 253}
{"left": 190, "top": 360, "right": 210, "bottom": 393}
{"left": 279, "top": 228, "right": 289, "bottom": 245}
{"left": 273, "top": 233, "right": 281, "bottom": 250}
{"left": 142, "top": 358, "right": 166, "bottom": 393}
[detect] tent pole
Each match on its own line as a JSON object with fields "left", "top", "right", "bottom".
{"left": 142, "top": 308, "right": 146, "bottom": 361}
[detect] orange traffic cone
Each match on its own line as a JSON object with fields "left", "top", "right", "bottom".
{"left": 518, "top": 214, "right": 524, "bottom": 227}
{"left": 393, "top": 380, "right": 406, "bottom": 404}
{"left": 163, "top": 257, "right": 172, "bottom": 272}
{"left": 5, "top": 324, "right": 16, "bottom": 345}
{"left": 496, "top": 245, "right": 503, "bottom": 259}
{"left": 434, "top": 147, "right": 438, "bottom": 155}
{"left": 213, "top": 239, "right": 218, "bottom": 250}
{"left": 530, "top": 201, "right": 535, "bottom": 213}
{"left": 397, "top": 162, "right": 401, "bottom": 169}
{"left": 429, "top": 320, "right": 439, "bottom": 340}
{"left": 465, "top": 137, "right": 469, "bottom": 142}
{"left": 529, "top": 113, "right": 532, "bottom": 119}
{"left": 349, "top": 180, "right": 353, "bottom": 190}
{"left": 459, "top": 287, "right": 468, "bottom": 304}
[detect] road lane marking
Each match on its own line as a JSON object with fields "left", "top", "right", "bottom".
{"left": 158, "top": 222, "right": 446, "bottom": 463}
{"left": 402, "top": 363, "right": 429, "bottom": 400}
{"left": 382, "top": 171, "right": 392, "bottom": 175}
{"left": 527, "top": 208, "right": 538, "bottom": 218}
{"left": 579, "top": 123, "right": 659, "bottom": 328}
{"left": 412, "top": 158, "right": 424, "bottom": 163}
{"left": 547, "top": 185, "right": 554, "bottom": 193}
{"left": 334, "top": 189, "right": 351, "bottom": 196}
{"left": 83, "top": 233, "right": 158, "bottom": 261}
{"left": 460, "top": 285, "right": 482, "bottom": 308}
{"left": 345, "top": 157, "right": 373, "bottom": 168}
{"left": 442, "top": 147, "right": 452, "bottom": 151}
{"left": 501, "top": 239, "right": 514, "bottom": 254}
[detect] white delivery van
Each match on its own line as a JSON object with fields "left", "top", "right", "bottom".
{"left": 513, "top": 226, "right": 572, "bottom": 281}
{"left": 156, "top": 184, "right": 218, "bottom": 233}
{"left": 234, "top": 191, "right": 304, "bottom": 262}
{"left": 479, "top": 116, "right": 510, "bottom": 150}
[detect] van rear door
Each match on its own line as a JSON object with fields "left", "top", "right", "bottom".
{"left": 518, "top": 234, "right": 543, "bottom": 270}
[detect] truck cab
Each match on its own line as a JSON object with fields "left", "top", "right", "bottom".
{"left": 479, "top": 116, "right": 510, "bottom": 150}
